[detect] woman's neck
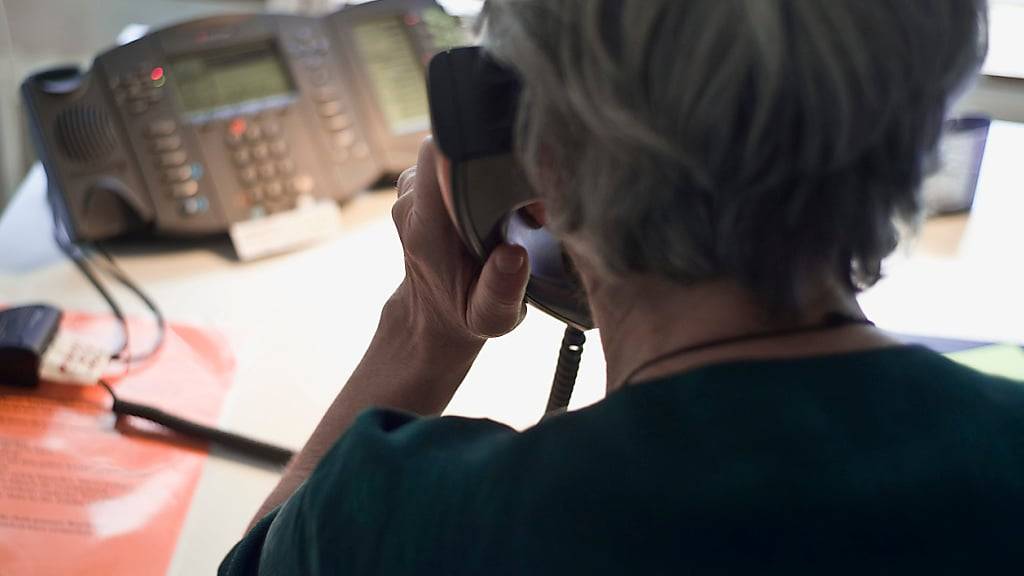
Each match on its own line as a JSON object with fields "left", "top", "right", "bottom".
{"left": 586, "top": 276, "right": 899, "bottom": 393}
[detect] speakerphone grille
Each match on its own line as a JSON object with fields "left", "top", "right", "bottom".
{"left": 54, "top": 105, "right": 118, "bottom": 164}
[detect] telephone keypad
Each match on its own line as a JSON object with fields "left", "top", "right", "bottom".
{"left": 225, "top": 114, "right": 309, "bottom": 215}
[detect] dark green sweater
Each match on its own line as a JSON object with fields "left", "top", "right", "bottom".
{"left": 221, "top": 345, "right": 1024, "bottom": 574}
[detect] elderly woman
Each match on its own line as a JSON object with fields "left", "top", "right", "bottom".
{"left": 222, "top": 0, "right": 1021, "bottom": 573}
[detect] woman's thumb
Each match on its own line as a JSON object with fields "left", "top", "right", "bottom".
{"left": 467, "top": 244, "right": 530, "bottom": 338}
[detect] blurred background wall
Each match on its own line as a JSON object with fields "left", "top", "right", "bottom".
{"left": 0, "top": 0, "right": 1018, "bottom": 212}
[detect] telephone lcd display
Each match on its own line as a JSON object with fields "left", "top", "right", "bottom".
{"left": 170, "top": 41, "right": 295, "bottom": 117}
{"left": 353, "top": 17, "right": 430, "bottom": 134}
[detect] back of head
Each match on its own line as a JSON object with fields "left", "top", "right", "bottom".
{"left": 483, "top": 0, "right": 988, "bottom": 312}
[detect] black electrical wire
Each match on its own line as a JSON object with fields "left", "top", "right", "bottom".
{"left": 89, "top": 242, "right": 166, "bottom": 363}
{"left": 54, "top": 230, "right": 292, "bottom": 466}
{"left": 544, "top": 326, "right": 586, "bottom": 417}
{"left": 53, "top": 231, "right": 165, "bottom": 364}
{"left": 99, "top": 380, "right": 295, "bottom": 467}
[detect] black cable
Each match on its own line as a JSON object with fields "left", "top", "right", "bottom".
{"left": 53, "top": 231, "right": 165, "bottom": 364}
{"left": 89, "top": 242, "right": 166, "bottom": 363}
{"left": 544, "top": 326, "right": 586, "bottom": 417}
{"left": 99, "top": 380, "right": 295, "bottom": 467}
{"left": 53, "top": 229, "right": 290, "bottom": 466}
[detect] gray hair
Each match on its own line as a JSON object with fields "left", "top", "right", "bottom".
{"left": 482, "top": 0, "right": 988, "bottom": 312}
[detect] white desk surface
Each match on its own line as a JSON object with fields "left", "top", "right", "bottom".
{"left": 1, "top": 121, "right": 1022, "bottom": 573}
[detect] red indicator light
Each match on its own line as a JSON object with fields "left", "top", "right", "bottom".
{"left": 404, "top": 13, "right": 421, "bottom": 27}
{"left": 150, "top": 67, "right": 164, "bottom": 82}
{"left": 229, "top": 118, "right": 247, "bottom": 137}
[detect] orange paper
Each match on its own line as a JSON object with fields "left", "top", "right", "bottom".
{"left": 0, "top": 312, "right": 235, "bottom": 575}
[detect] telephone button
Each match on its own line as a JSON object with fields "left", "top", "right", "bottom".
{"left": 262, "top": 120, "right": 282, "bottom": 138}
{"left": 170, "top": 180, "right": 199, "bottom": 199}
{"left": 312, "top": 86, "right": 337, "bottom": 103}
{"left": 244, "top": 125, "right": 263, "bottom": 142}
{"left": 239, "top": 166, "right": 258, "bottom": 185}
{"left": 318, "top": 101, "right": 344, "bottom": 118}
{"left": 180, "top": 196, "right": 209, "bottom": 217}
{"left": 151, "top": 135, "right": 182, "bottom": 153}
{"left": 226, "top": 118, "right": 248, "bottom": 146}
{"left": 265, "top": 181, "right": 284, "bottom": 198}
{"left": 252, "top": 143, "right": 270, "bottom": 161}
{"left": 288, "top": 175, "right": 315, "bottom": 195}
{"left": 249, "top": 185, "right": 266, "bottom": 203}
{"left": 269, "top": 140, "right": 289, "bottom": 157}
{"left": 158, "top": 150, "right": 188, "bottom": 168}
{"left": 163, "top": 165, "right": 193, "bottom": 183}
{"left": 233, "top": 148, "right": 252, "bottom": 166}
{"left": 332, "top": 130, "right": 356, "bottom": 149}
{"left": 147, "top": 119, "right": 177, "bottom": 137}
{"left": 257, "top": 163, "right": 277, "bottom": 180}
{"left": 324, "top": 113, "right": 352, "bottom": 132}
{"left": 276, "top": 158, "right": 296, "bottom": 176}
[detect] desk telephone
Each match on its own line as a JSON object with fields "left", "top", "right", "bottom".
{"left": 22, "top": 0, "right": 466, "bottom": 242}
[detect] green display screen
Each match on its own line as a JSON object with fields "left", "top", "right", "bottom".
{"left": 353, "top": 17, "right": 430, "bottom": 134}
{"left": 170, "top": 42, "right": 295, "bottom": 115}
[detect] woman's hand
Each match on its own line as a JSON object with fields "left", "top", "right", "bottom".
{"left": 387, "top": 139, "right": 531, "bottom": 349}
{"left": 250, "top": 141, "right": 532, "bottom": 524}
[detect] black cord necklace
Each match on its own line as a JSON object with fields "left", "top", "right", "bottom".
{"left": 622, "top": 312, "right": 876, "bottom": 386}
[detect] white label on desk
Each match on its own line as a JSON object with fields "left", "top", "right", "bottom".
{"left": 229, "top": 200, "right": 344, "bottom": 261}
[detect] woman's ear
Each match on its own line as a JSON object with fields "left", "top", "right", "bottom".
{"left": 520, "top": 202, "right": 548, "bottom": 229}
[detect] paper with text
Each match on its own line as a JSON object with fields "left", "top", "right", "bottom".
{"left": 0, "top": 312, "right": 235, "bottom": 575}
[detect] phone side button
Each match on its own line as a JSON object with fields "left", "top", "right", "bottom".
{"left": 180, "top": 196, "right": 210, "bottom": 217}
{"left": 146, "top": 119, "right": 177, "bottom": 138}
{"left": 158, "top": 150, "right": 188, "bottom": 168}
{"left": 168, "top": 180, "right": 199, "bottom": 199}
{"left": 163, "top": 165, "right": 193, "bottom": 183}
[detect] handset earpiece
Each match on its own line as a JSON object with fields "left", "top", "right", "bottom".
{"left": 427, "top": 47, "right": 594, "bottom": 330}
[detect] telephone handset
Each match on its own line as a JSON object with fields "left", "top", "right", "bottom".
{"left": 428, "top": 46, "right": 592, "bottom": 415}
{"left": 22, "top": 0, "right": 464, "bottom": 243}
{"left": 426, "top": 46, "right": 594, "bottom": 331}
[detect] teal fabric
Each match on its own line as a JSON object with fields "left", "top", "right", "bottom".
{"left": 221, "top": 345, "right": 1024, "bottom": 574}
